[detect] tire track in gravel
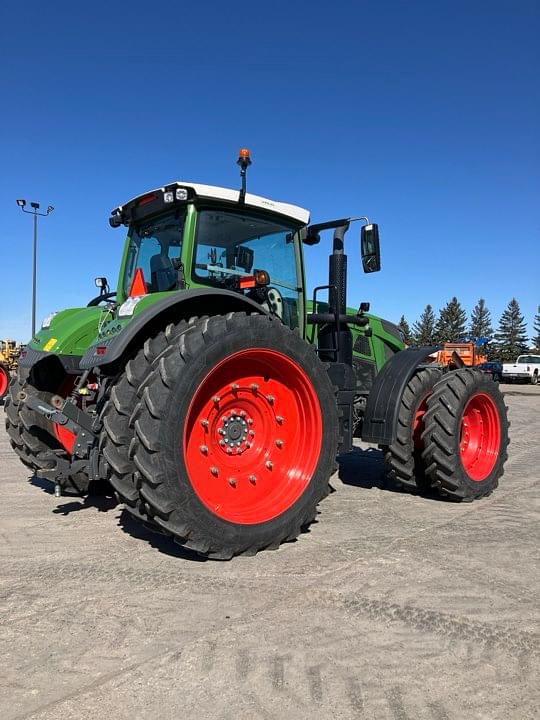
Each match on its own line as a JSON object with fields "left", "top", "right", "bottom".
{"left": 321, "top": 591, "right": 539, "bottom": 660}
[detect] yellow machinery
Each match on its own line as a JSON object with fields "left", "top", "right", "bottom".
{"left": 0, "top": 340, "right": 22, "bottom": 400}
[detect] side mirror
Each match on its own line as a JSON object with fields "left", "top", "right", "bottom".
{"left": 95, "top": 277, "right": 109, "bottom": 296}
{"left": 361, "top": 224, "right": 381, "bottom": 273}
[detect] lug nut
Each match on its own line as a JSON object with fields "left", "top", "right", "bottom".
{"left": 210, "top": 467, "right": 219, "bottom": 476}
{"left": 237, "top": 447, "right": 244, "bottom": 455}
{"left": 219, "top": 440, "right": 226, "bottom": 447}
{"left": 276, "top": 439, "right": 284, "bottom": 449}
{"left": 250, "top": 383, "right": 259, "bottom": 392}
{"left": 249, "top": 475, "right": 257, "bottom": 484}
{"left": 229, "top": 478, "right": 237, "bottom": 487}
{"left": 248, "top": 430, "right": 255, "bottom": 437}
{"left": 212, "top": 396, "right": 221, "bottom": 404}
{"left": 231, "top": 383, "right": 240, "bottom": 391}
{"left": 246, "top": 442, "right": 252, "bottom": 449}
{"left": 200, "top": 445, "right": 208, "bottom": 455}
{"left": 201, "top": 419, "right": 209, "bottom": 429}
{"left": 266, "top": 460, "right": 273, "bottom": 470}
{"left": 276, "top": 415, "right": 284, "bottom": 424}
{"left": 218, "top": 428, "right": 226, "bottom": 435}
{"left": 227, "top": 447, "right": 233, "bottom": 455}
{"left": 247, "top": 418, "right": 254, "bottom": 425}
{"left": 267, "top": 395, "right": 275, "bottom": 404}
{"left": 240, "top": 410, "right": 247, "bottom": 418}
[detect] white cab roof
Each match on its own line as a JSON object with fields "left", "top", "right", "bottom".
{"left": 120, "top": 181, "right": 310, "bottom": 225}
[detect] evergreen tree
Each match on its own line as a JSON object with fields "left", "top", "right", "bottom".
{"left": 493, "top": 298, "right": 529, "bottom": 361}
{"left": 435, "top": 297, "right": 467, "bottom": 342}
{"left": 398, "top": 315, "right": 413, "bottom": 345}
{"left": 412, "top": 304, "right": 436, "bottom": 345}
{"left": 532, "top": 306, "right": 540, "bottom": 351}
{"left": 469, "top": 298, "right": 493, "bottom": 340}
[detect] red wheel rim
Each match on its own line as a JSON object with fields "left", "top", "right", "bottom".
{"left": 183, "top": 349, "right": 323, "bottom": 524}
{"left": 460, "top": 392, "right": 501, "bottom": 481}
{"left": 0, "top": 367, "right": 8, "bottom": 397}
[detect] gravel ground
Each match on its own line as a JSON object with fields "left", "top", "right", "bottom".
{"left": 1, "top": 383, "right": 538, "bottom": 720}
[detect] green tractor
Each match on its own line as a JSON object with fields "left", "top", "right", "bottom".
{"left": 5, "top": 150, "right": 509, "bottom": 558}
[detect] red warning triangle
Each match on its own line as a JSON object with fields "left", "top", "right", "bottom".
{"left": 129, "top": 267, "right": 148, "bottom": 297}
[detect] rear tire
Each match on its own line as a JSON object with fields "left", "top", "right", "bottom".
{"left": 382, "top": 368, "right": 442, "bottom": 493}
{"left": 421, "top": 368, "right": 509, "bottom": 500}
{"left": 131, "top": 313, "right": 339, "bottom": 558}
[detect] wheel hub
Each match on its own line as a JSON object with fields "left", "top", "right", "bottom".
{"left": 218, "top": 410, "right": 251, "bottom": 452}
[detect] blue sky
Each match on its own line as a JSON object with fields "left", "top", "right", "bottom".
{"left": 1, "top": 0, "right": 538, "bottom": 341}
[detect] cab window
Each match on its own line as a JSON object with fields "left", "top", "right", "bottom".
{"left": 193, "top": 209, "right": 302, "bottom": 329}
{"left": 124, "top": 210, "right": 186, "bottom": 296}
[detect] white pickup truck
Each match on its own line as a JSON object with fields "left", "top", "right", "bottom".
{"left": 502, "top": 354, "right": 540, "bottom": 384}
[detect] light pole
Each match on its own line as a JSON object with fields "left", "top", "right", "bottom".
{"left": 16, "top": 199, "right": 54, "bottom": 337}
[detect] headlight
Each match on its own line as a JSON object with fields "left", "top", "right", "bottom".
{"left": 41, "top": 312, "right": 58, "bottom": 329}
{"left": 118, "top": 296, "right": 144, "bottom": 317}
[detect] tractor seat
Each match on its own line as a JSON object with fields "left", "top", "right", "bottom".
{"left": 150, "top": 254, "right": 177, "bottom": 292}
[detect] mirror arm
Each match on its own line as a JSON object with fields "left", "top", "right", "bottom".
{"left": 332, "top": 221, "right": 351, "bottom": 253}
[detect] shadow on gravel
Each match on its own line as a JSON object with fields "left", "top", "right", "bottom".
{"left": 117, "top": 509, "right": 207, "bottom": 562}
{"left": 337, "top": 446, "right": 445, "bottom": 502}
{"left": 52, "top": 494, "right": 118, "bottom": 515}
{"left": 338, "top": 446, "right": 398, "bottom": 491}
{"left": 29, "top": 474, "right": 118, "bottom": 514}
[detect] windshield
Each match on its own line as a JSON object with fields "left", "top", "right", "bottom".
{"left": 124, "top": 210, "right": 186, "bottom": 296}
{"left": 193, "top": 208, "right": 303, "bottom": 328}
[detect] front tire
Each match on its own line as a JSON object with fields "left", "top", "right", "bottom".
{"left": 421, "top": 368, "right": 509, "bottom": 500}
{"left": 131, "top": 313, "right": 339, "bottom": 558}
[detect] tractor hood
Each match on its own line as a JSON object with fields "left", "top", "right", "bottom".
{"left": 19, "top": 306, "right": 107, "bottom": 370}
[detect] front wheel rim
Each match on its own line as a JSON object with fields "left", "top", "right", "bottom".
{"left": 183, "top": 349, "right": 323, "bottom": 524}
{"left": 459, "top": 392, "right": 501, "bottom": 481}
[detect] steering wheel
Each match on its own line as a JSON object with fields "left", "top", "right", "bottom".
{"left": 87, "top": 292, "right": 117, "bottom": 307}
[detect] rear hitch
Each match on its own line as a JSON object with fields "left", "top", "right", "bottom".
{"left": 21, "top": 393, "right": 99, "bottom": 493}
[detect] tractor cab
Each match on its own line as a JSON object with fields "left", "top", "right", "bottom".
{"left": 107, "top": 149, "right": 381, "bottom": 346}
{"left": 116, "top": 198, "right": 306, "bottom": 330}
{"left": 107, "top": 152, "right": 310, "bottom": 334}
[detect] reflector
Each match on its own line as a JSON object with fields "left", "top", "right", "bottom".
{"left": 129, "top": 268, "right": 148, "bottom": 297}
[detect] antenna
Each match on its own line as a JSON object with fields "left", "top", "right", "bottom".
{"left": 237, "top": 148, "right": 252, "bottom": 204}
